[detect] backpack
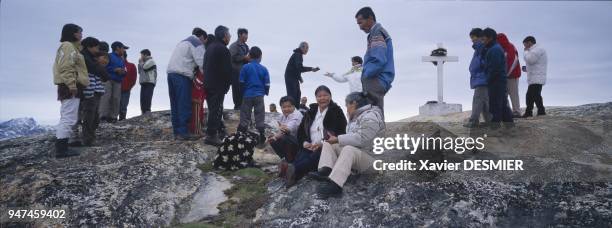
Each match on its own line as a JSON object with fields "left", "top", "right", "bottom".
{"left": 213, "top": 131, "right": 258, "bottom": 170}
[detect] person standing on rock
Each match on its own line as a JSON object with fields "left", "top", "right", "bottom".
{"left": 229, "top": 28, "right": 250, "bottom": 110}
{"left": 311, "top": 92, "right": 384, "bottom": 197}
{"left": 119, "top": 52, "right": 137, "bottom": 121}
{"left": 99, "top": 41, "right": 128, "bottom": 123}
{"left": 284, "top": 42, "right": 320, "bottom": 106}
{"left": 482, "top": 28, "right": 513, "bottom": 128}
{"left": 323, "top": 56, "right": 363, "bottom": 93}
{"left": 167, "top": 27, "right": 207, "bottom": 140}
{"left": 298, "top": 96, "right": 309, "bottom": 114}
{"left": 497, "top": 33, "right": 522, "bottom": 117}
{"left": 522, "top": 36, "right": 548, "bottom": 117}
{"left": 269, "top": 96, "right": 303, "bottom": 178}
{"left": 237, "top": 46, "right": 270, "bottom": 147}
{"left": 138, "top": 49, "right": 157, "bottom": 115}
{"left": 464, "top": 28, "right": 491, "bottom": 128}
{"left": 53, "top": 23, "right": 89, "bottom": 158}
{"left": 79, "top": 37, "right": 109, "bottom": 146}
{"left": 204, "top": 26, "right": 233, "bottom": 146}
{"left": 355, "top": 6, "right": 395, "bottom": 117}
{"left": 285, "top": 86, "right": 347, "bottom": 187}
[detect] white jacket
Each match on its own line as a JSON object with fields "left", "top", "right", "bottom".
{"left": 328, "top": 65, "right": 363, "bottom": 92}
{"left": 524, "top": 44, "right": 547, "bottom": 85}
{"left": 166, "top": 35, "right": 205, "bottom": 79}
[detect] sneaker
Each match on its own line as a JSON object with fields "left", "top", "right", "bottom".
{"left": 521, "top": 112, "right": 533, "bottom": 118}
{"left": 317, "top": 180, "right": 343, "bottom": 198}
{"left": 308, "top": 167, "right": 332, "bottom": 181}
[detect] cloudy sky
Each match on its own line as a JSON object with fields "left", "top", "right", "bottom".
{"left": 1, "top": 0, "right": 611, "bottom": 124}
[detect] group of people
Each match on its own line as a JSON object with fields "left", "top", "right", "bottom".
{"left": 52, "top": 24, "right": 158, "bottom": 158}
{"left": 52, "top": 6, "right": 549, "bottom": 198}
{"left": 466, "top": 27, "right": 548, "bottom": 128}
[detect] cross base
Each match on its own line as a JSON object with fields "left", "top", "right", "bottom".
{"left": 419, "top": 102, "right": 462, "bottom": 116}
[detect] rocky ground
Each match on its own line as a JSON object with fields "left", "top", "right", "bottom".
{"left": 1, "top": 103, "right": 611, "bottom": 227}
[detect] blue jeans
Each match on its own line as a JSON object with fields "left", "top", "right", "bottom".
{"left": 292, "top": 148, "right": 320, "bottom": 180}
{"left": 168, "top": 73, "right": 192, "bottom": 136}
{"left": 119, "top": 91, "right": 131, "bottom": 120}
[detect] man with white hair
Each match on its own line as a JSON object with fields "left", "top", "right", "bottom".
{"left": 284, "top": 42, "right": 320, "bottom": 105}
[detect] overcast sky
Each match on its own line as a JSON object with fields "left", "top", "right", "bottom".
{"left": 1, "top": 0, "right": 611, "bottom": 124}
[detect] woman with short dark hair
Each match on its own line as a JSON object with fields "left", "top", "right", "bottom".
{"left": 53, "top": 23, "right": 89, "bottom": 158}
{"left": 285, "top": 85, "right": 347, "bottom": 186}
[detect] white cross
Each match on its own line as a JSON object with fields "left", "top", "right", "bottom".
{"left": 421, "top": 43, "right": 458, "bottom": 103}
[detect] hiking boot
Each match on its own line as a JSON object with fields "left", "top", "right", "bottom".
{"left": 285, "top": 164, "right": 297, "bottom": 187}
{"left": 55, "top": 138, "right": 80, "bottom": 158}
{"left": 175, "top": 134, "right": 198, "bottom": 141}
{"left": 521, "top": 112, "right": 533, "bottom": 118}
{"left": 308, "top": 167, "right": 332, "bottom": 181}
{"left": 204, "top": 134, "right": 223, "bottom": 146}
{"left": 278, "top": 160, "right": 289, "bottom": 178}
{"left": 463, "top": 121, "right": 478, "bottom": 128}
{"left": 489, "top": 122, "right": 502, "bottom": 130}
{"left": 317, "top": 179, "right": 343, "bottom": 198}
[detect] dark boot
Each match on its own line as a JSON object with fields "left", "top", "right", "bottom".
{"left": 285, "top": 164, "right": 297, "bottom": 188}
{"left": 204, "top": 134, "right": 223, "bottom": 146}
{"left": 318, "top": 179, "right": 343, "bottom": 198}
{"left": 256, "top": 130, "right": 266, "bottom": 149}
{"left": 55, "top": 138, "right": 80, "bottom": 158}
{"left": 308, "top": 167, "right": 332, "bottom": 181}
{"left": 521, "top": 111, "right": 533, "bottom": 118}
{"left": 278, "top": 160, "right": 289, "bottom": 178}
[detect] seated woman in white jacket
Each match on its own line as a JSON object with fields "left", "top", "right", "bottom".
{"left": 310, "top": 92, "right": 385, "bottom": 197}
{"left": 323, "top": 56, "right": 363, "bottom": 93}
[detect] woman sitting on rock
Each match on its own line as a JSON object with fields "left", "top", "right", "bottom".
{"left": 285, "top": 85, "right": 347, "bottom": 187}
{"left": 310, "top": 92, "right": 385, "bottom": 197}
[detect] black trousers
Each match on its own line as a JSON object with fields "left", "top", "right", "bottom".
{"left": 488, "top": 84, "right": 514, "bottom": 123}
{"left": 525, "top": 84, "right": 545, "bottom": 114}
{"left": 270, "top": 134, "right": 299, "bottom": 162}
{"left": 206, "top": 90, "right": 226, "bottom": 136}
{"left": 140, "top": 83, "right": 155, "bottom": 114}
{"left": 286, "top": 81, "right": 301, "bottom": 108}
{"left": 231, "top": 72, "right": 242, "bottom": 110}
{"left": 80, "top": 94, "right": 101, "bottom": 145}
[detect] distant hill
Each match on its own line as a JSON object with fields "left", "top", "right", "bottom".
{"left": 0, "top": 117, "right": 53, "bottom": 141}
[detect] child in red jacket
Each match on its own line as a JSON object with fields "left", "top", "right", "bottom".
{"left": 189, "top": 67, "right": 207, "bottom": 135}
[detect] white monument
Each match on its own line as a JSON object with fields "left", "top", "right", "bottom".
{"left": 419, "top": 43, "right": 462, "bottom": 116}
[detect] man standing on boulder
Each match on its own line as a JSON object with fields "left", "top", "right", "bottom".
{"left": 99, "top": 41, "right": 128, "bottom": 123}
{"left": 166, "top": 27, "right": 207, "bottom": 140}
{"left": 355, "top": 6, "right": 394, "bottom": 117}
{"left": 229, "top": 28, "right": 250, "bottom": 110}
{"left": 482, "top": 28, "right": 513, "bottom": 128}
{"left": 204, "top": 25, "right": 233, "bottom": 146}
{"left": 522, "top": 36, "right": 548, "bottom": 117}
{"left": 284, "top": 41, "right": 320, "bottom": 106}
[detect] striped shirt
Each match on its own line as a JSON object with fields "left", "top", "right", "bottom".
{"left": 83, "top": 73, "right": 105, "bottom": 98}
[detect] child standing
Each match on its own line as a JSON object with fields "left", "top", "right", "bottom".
{"left": 237, "top": 46, "right": 269, "bottom": 147}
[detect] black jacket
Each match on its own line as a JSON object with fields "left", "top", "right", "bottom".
{"left": 297, "top": 101, "right": 347, "bottom": 145}
{"left": 204, "top": 40, "right": 232, "bottom": 93}
{"left": 284, "top": 48, "right": 313, "bottom": 86}
{"left": 81, "top": 49, "right": 109, "bottom": 82}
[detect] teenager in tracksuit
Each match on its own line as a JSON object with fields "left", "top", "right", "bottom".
{"left": 53, "top": 24, "right": 89, "bottom": 158}
{"left": 237, "top": 46, "right": 270, "bottom": 146}
{"left": 355, "top": 7, "right": 395, "bottom": 119}
{"left": 482, "top": 28, "right": 514, "bottom": 128}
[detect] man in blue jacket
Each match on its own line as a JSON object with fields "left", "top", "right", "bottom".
{"left": 465, "top": 28, "right": 492, "bottom": 128}
{"left": 355, "top": 6, "right": 394, "bottom": 118}
{"left": 237, "top": 46, "right": 270, "bottom": 147}
{"left": 99, "top": 41, "right": 128, "bottom": 123}
{"left": 482, "top": 28, "right": 513, "bottom": 128}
